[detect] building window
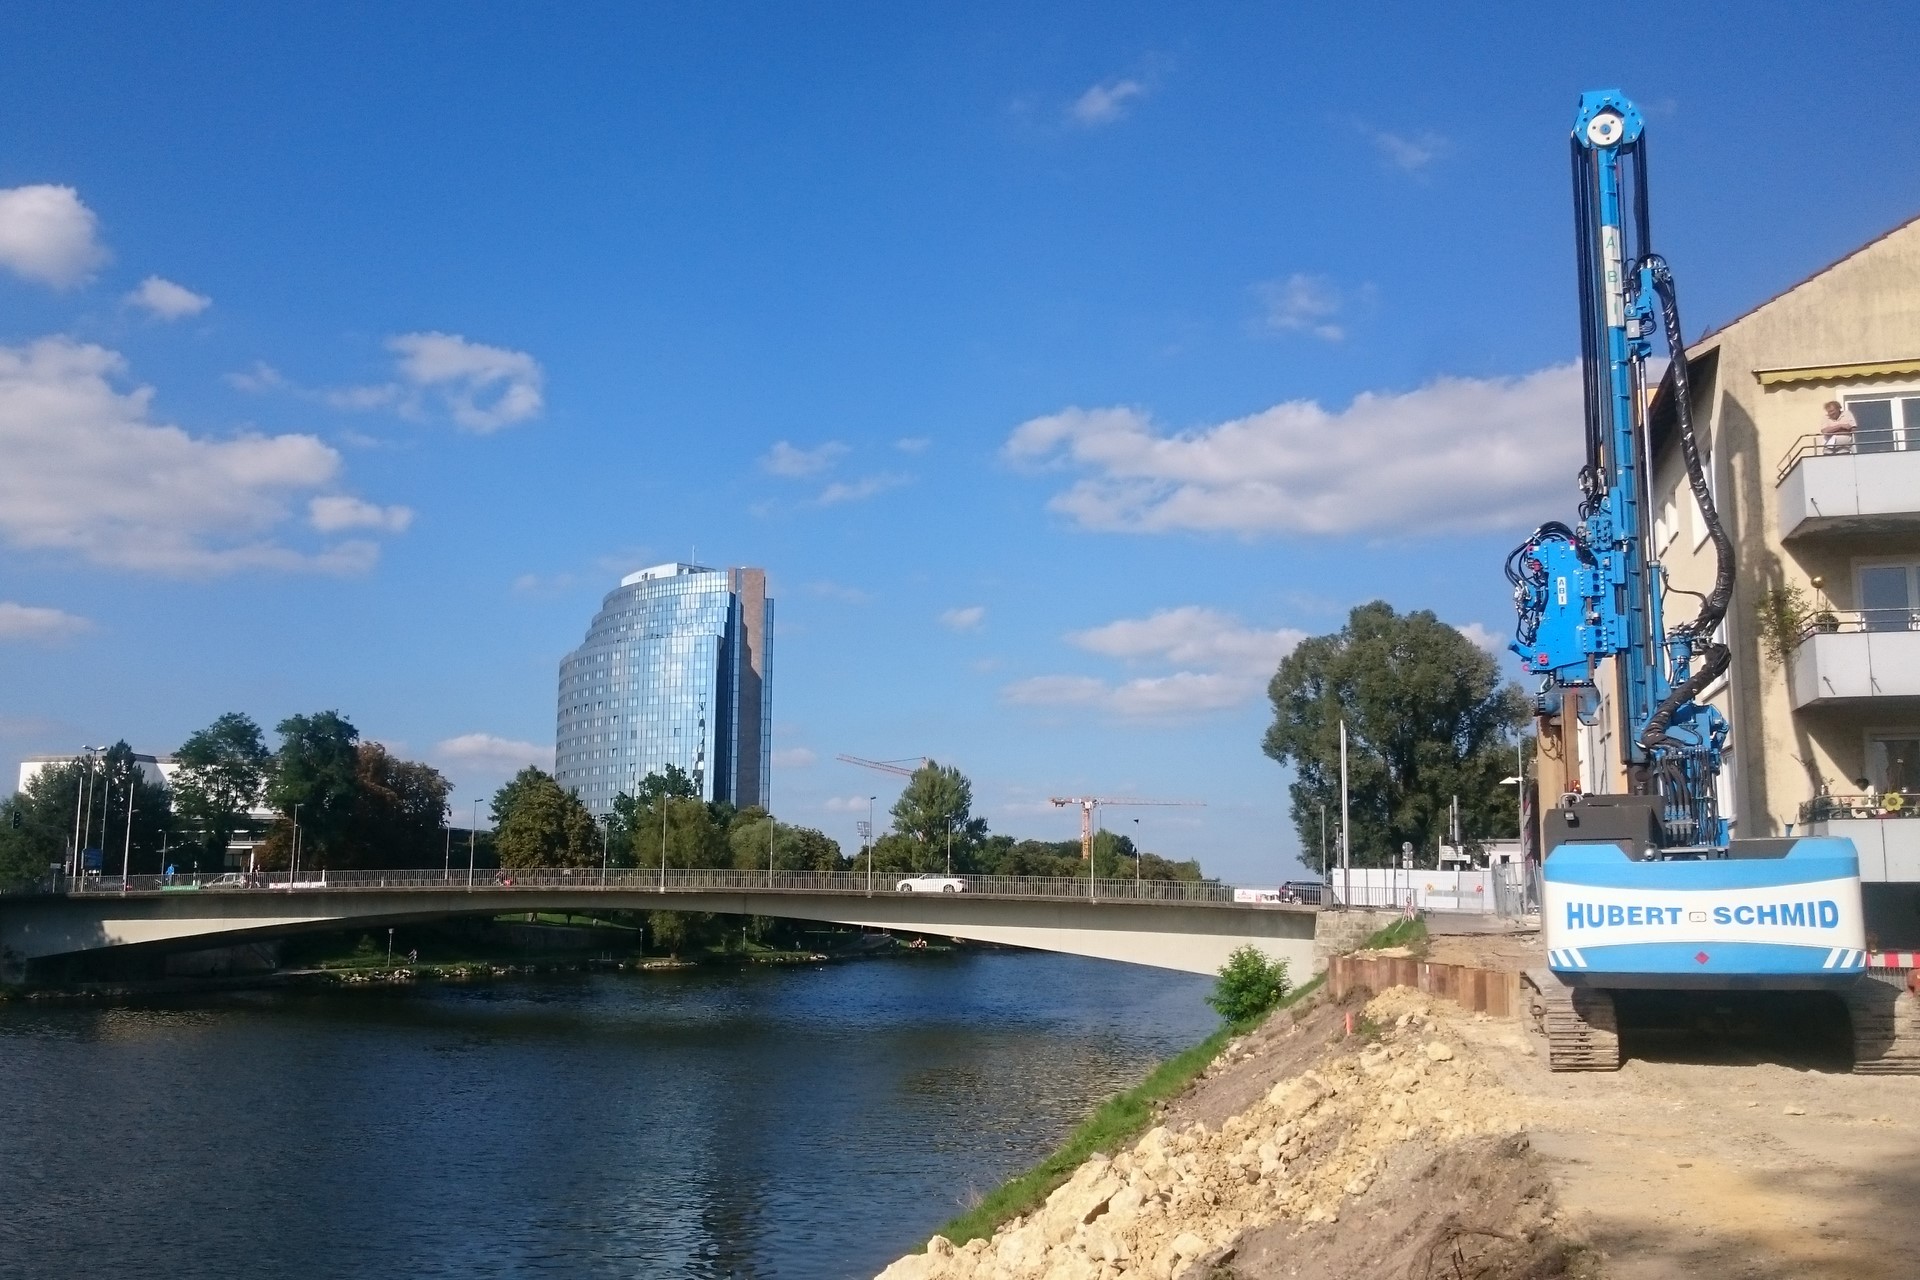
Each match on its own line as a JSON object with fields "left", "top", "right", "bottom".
{"left": 1855, "top": 561, "right": 1920, "bottom": 632}
{"left": 1868, "top": 734, "right": 1920, "bottom": 795}
{"left": 1842, "top": 392, "right": 1920, "bottom": 453}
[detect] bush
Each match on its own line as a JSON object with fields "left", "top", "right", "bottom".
{"left": 1207, "top": 945, "right": 1291, "bottom": 1024}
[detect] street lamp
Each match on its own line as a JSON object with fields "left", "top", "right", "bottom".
{"left": 470, "top": 799, "right": 481, "bottom": 888}
{"left": 867, "top": 796, "right": 877, "bottom": 893}
{"left": 291, "top": 803, "right": 303, "bottom": 885}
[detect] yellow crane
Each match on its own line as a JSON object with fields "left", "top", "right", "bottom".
{"left": 1049, "top": 796, "right": 1204, "bottom": 861}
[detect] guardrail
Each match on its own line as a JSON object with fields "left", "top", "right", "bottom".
{"left": 1794, "top": 608, "right": 1920, "bottom": 642}
{"left": 41, "top": 867, "right": 1298, "bottom": 907}
{"left": 1800, "top": 792, "right": 1918, "bottom": 824}
{"left": 1775, "top": 425, "right": 1911, "bottom": 484}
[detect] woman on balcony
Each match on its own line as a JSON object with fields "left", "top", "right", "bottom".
{"left": 1821, "top": 400, "right": 1859, "bottom": 453}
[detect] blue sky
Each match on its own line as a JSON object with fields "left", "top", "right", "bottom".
{"left": 3, "top": 3, "right": 1918, "bottom": 882}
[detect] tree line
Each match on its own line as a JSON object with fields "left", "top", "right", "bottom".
{"left": 0, "top": 710, "right": 451, "bottom": 886}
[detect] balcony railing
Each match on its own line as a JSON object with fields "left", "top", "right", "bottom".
{"left": 1800, "top": 793, "right": 1919, "bottom": 825}
{"left": 1776, "top": 426, "right": 1911, "bottom": 485}
{"left": 1796, "top": 608, "right": 1920, "bottom": 642}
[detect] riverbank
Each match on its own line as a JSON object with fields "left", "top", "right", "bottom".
{"left": 0, "top": 929, "right": 966, "bottom": 1002}
{"left": 877, "top": 982, "right": 1591, "bottom": 1280}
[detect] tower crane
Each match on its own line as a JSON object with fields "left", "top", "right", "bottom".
{"left": 835, "top": 754, "right": 927, "bottom": 778}
{"left": 1509, "top": 89, "right": 1874, "bottom": 1070}
{"left": 1049, "top": 796, "right": 1203, "bottom": 862}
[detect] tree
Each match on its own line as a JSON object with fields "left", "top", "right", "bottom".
{"left": 492, "top": 768, "right": 599, "bottom": 869}
{"left": 1206, "top": 946, "right": 1291, "bottom": 1024}
{"left": 171, "top": 713, "right": 271, "bottom": 869}
{"left": 265, "top": 711, "right": 361, "bottom": 867}
{"left": 1263, "top": 602, "right": 1527, "bottom": 868}
{"left": 725, "top": 810, "right": 844, "bottom": 872}
{"left": 337, "top": 743, "right": 451, "bottom": 869}
{"left": 889, "top": 760, "right": 988, "bottom": 866}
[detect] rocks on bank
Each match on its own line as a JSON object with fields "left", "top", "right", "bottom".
{"left": 876, "top": 987, "right": 1588, "bottom": 1280}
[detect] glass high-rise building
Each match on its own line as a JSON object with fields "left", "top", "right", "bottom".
{"left": 554, "top": 563, "right": 771, "bottom": 816}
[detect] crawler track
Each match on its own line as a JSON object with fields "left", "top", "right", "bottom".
{"left": 1525, "top": 968, "right": 1620, "bottom": 1071}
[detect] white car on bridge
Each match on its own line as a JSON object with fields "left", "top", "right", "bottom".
{"left": 895, "top": 875, "right": 965, "bottom": 894}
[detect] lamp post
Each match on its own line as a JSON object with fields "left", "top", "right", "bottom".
{"left": 470, "top": 799, "right": 480, "bottom": 888}
{"left": 443, "top": 815, "right": 451, "bottom": 883}
{"left": 867, "top": 796, "right": 876, "bottom": 893}
{"left": 120, "top": 784, "right": 134, "bottom": 891}
{"left": 1339, "top": 717, "right": 1351, "bottom": 912}
{"left": 70, "top": 746, "right": 100, "bottom": 880}
{"left": 659, "top": 794, "right": 669, "bottom": 893}
{"left": 291, "top": 803, "right": 303, "bottom": 885}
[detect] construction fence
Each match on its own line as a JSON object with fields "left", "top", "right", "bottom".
{"left": 1323, "top": 862, "right": 1541, "bottom": 917}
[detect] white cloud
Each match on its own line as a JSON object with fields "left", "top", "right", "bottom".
{"left": 1070, "top": 78, "right": 1146, "bottom": 126}
{"left": 328, "top": 333, "right": 545, "bottom": 432}
{"left": 433, "top": 733, "right": 551, "bottom": 772}
{"left": 1003, "top": 364, "right": 1581, "bottom": 538}
{"left": 1069, "top": 607, "right": 1304, "bottom": 678}
{"left": 309, "top": 494, "right": 414, "bottom": 534}
{"left": 0, "top": 336, "right": 389, "bottom": 574}
{"left": 772, "top": 747, "right": 818, "bottom": 768}
{"left": 126, "top": 276, "right": 211, "bottom": 320}
{"left": 0, "top": 601, "right": 93, "bottom": 644}
{"left": 895, "top": 436, "right": 932, "bottom": 454}
{"left": 1367, "top": 127, "right": 1448, "bottom": 173}
{"left": 824, "top": 794, "right": 879, "bottom": 813}
{"left": 761, "top": 440, "right": 847, "bottom": 477}
{"left": 1004, "top": 607, "right": 1304, "bottom": 720}
{"left": 387, "top": 332, "right": 544, "bottom": 431}
{"left": 1257, "top": 273, "right": 1345, "bottom": 341}
{"left": 805, "top": 580, "right": 871, "bottom": 604}
{"left": 940, "top": 605, "right": 986, "bottom": 631}
{"left": 1454, "top": 621, "right": 1506, "bottom": 655}
{"left": 225, "top": 360, "right": 285, "bottom": 392}
{"left": 0, "top": 185, "right": 108, "bottom": 288}
{"left": 818, "top": 472, "right": 909, "bottom": 505}
{"left": 1004, "top": 671, "right": 1251, "bottom": 717}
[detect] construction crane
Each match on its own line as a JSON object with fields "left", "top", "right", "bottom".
{"left": 836, "top": 754, "right": 927, "bottom": 778}
{"left": 1508, "top": 89, "right": 1873, "bottom": 1071}
{"left": 1050, "top": 796, "right": 1203, "bottom": 861}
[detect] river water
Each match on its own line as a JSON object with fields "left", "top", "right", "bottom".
{"left": 0, "top": 952, "right": 1215, "bottom": 1279}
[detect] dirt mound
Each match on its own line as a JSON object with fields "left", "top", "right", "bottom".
{"left": 876, "top": 988, "right": 1585, "bottom": 1280}
{"left": 1229, "top": 1133, "right": 1595, "bottom": 1280}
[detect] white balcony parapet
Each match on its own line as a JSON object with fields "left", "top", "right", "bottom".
{"left": 1788, "top": 614, "right": 1920, "bottom": 707}
{"left": 1804, "top": 816, "right": 1920, "bottom": 882}
{"left": 1776, "top": 428, "right": 1920, "bottom": 539}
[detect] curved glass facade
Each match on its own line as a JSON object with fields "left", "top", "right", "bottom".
{"left": 554, "top": 563, "right": 772, "bottom": 816}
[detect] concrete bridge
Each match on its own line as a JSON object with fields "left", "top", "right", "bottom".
{"left": 0, "top": 868, "right": 1324, "bottom": 979}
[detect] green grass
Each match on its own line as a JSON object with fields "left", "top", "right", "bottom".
{"left": 1359, "top": 916, "right": 1428, "bottom": 952}
{"left": 931, "top": 972, "right": 1326, "bottom": 1249}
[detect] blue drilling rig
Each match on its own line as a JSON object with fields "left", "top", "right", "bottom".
{"left": 1509, "top": 91, "right": 1879, "bottom": 1070}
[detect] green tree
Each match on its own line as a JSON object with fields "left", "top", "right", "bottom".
{"left": 265, "top": 711, "right": 361, "bottom": 867}
{"left": 726, "top": 810, "right": 844, "bottom": 872}
{"left": 337, "top": 743, "right": 451, "bottom": 869}
{"left": 890, "top": 760, "right": 988, "bottom": 868}
{"left": 171, "top": 713, "right": 271, "bottom": 869}
{"left": 1206, "top": 945, "right": 1291, "bottom": 1024}
{"left": 1262, "top": 603, "right": 1526, "bottom": 868}
{"left": 492, "top": 768, "right": 599, "bottom": 869}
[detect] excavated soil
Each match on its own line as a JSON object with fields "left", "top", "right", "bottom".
{"left": 875, "top": 961, "right": 1920, "bottom": 1280}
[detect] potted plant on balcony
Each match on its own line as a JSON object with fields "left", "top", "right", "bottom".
{"left": 1810, "top": 609, "right": 1840, "bottom": 634}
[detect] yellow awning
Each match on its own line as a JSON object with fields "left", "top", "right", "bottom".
{"left": 1754, "top": 357, "right": 1920, "bottom": 386}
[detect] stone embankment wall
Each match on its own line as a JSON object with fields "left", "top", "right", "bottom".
{"left": 1306, "top": 909, "right": 1403, "bottom": 973}
{"left": 876, "top": 987, "right": 1541, "bottom": 1280}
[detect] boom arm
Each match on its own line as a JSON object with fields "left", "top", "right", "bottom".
{"left": 1507, "top": 89, "right": 1733, "bottom": 851}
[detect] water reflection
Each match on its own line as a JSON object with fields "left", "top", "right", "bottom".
{"left": 0, "top": 951, "right": 1214, "bottom": 1279}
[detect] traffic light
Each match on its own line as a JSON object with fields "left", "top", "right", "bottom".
{"left": 7, "top": 808, "right": 20, "bottom": 830}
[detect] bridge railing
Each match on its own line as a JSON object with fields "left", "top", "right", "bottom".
{"left": 51, "top": 867, "right": 1266, "bottom": 905}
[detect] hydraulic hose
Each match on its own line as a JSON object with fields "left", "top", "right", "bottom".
{"left": 1637, "top": 255, "right": 1734, "bottom": 752}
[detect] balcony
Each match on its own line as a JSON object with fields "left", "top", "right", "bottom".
{"left": 1776, "top": 428, "right": 1920, "bottom": 539}
{"left": 1788, "top": 611, "right": 1920, "bottom": 707}
{"left": 1799, "top": 794, "right": 1920, "bottom": 881}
